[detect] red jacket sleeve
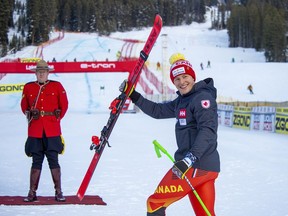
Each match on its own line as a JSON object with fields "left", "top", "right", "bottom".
{"left": 57, "top": 82, "right": 68, "bottom": 119}
{"left": 20, "top": 83, "right": 31, "bottom": 114}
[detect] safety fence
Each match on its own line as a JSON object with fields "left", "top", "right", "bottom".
{"left": 138, "top": 94, "right": 288, "bottom": 135}
{"left": 218, "top": 104, "right": 288, "bottom": 135}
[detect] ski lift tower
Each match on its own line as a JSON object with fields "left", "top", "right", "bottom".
{"left": 161, "top": 33, "right": 168, "bottom": 102}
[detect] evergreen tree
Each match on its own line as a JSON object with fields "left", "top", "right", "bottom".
{"left": 227, "top": 0, "right": 287, "bottom": 62}
{"left": 247, "top": 1, "right": 262, "bottom": 50}
{"left": 263, "top": 5, "right": 286, "bottom": 62}
{"left": 1, "top": 0, "right": 287, "bottom": 60}
{"left": 69, "top": 0, "right": 82, "bottom": 31}
{"left": 0, "top": 0, "right": 13, "bottom": 56}
{"left": 26, "top": 0, "right": 56, "bottom": 45}
{"left": 9, "top": 33, "right": 17, "bottom": 52}
{"left": 86, "top": 0, "right": 97, "bottom": 32}
{"left": 58, "top": 0, "right": 72, "bottom": 31}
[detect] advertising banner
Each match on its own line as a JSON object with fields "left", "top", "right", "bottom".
{"left": 275, "top": 107, "right": 288, "bottom": 135}
{"left": 0, "top": 83, "right": 25, "bottom": 94}
{"left": 217, "top": 104, "right": 234, "bottom": 127}
{"left": 0, "top": 61, "right": 137, "bottom": 74}
{"left": 251, "top": 106, "right": 276, "bottom": 132}
{"left": 233, "top": 106, "right": 251, "bottom": 130}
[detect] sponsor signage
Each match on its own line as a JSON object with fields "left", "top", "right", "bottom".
{"left": 20, "top": 58, "right": 42, "bottom": 63}
{"left": 0, "top": 83, "right": 25, "bottom": 94}
{"left": 0, "top": 61, "right": 137, "bottom": 73}
{"left": 251, "top": 106, "right": 275, "bottom": 132}
{"left": 232, "top": 106, "right": 251, "bottom": 130}
{"left": 217, "top": 104, "right": 234, "bottom": 127}
{"left": 275, "top": 107, "right": 288, "bottom": 135}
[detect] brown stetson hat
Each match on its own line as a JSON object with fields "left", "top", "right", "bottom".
{"left": 30, "top": 60, "right": 54, "bottom": 72}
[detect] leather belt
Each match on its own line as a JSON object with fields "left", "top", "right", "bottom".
{"left": 40, "top": 110, "right": 55, "bottom": 117}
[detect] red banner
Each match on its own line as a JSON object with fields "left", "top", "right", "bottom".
{"left": 0, "top": 61, "right": 137, "bottom": 74}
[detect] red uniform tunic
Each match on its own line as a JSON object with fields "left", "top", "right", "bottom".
{"left": 21, "top": 80, "right": 68, "bottom": 138}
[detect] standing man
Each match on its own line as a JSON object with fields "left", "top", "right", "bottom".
{"left": 120, "top": 53, "right": 220, "bottom": 215}
{"left": 21, "top": 60, "right": 68, "bottom": 202}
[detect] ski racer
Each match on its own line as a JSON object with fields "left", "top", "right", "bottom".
{"left": 120, "top": 53, "right": 220, "bottom": 215}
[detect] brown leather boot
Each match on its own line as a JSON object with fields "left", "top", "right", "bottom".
{"left": 50, "top": 168, "right": 66, "bottom": 202}
{"left": 23, "top": 168, "right": 41, "bottom": 202}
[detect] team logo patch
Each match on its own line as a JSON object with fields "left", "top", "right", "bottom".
{"left": 178, "top": 109, "right": 186, "bottom": 118}
{"left": 201, "top": 100, "right": 210, "bottom": 109}
{"left": 178, "top": 109, "right": 187, "bottom": 125}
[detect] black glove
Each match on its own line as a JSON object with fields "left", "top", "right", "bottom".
{"left": 172, "top": 152, "right": 196, "bottom": 179}
{"left": 119, "top": 79, "right": 134, "bottom": 95}
{"left": 119, "top": 79, "right": 128, "bottom": 93}
{"left": 119, "top": 79, "right": 141, "bottom": 103}
{"left": 54, "top": 109, "right": 61, "bottom": 119}
{"left": 25, "top": 110, "right": 31, "bottom": 121}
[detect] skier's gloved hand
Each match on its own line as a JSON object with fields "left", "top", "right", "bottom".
{"left": 172, "top": 152, "right": 196, "bottom": 179}
{"left": 119, "top": 79, "right": 129, "bottom": 93}
{"left": 119, "top": 79, "right": 141, "bottom": 103}
{"left": 119, "top": 79, "right": 135, "bottom": 96}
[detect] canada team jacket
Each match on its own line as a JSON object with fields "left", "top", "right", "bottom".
{"left": 134, "top": 78, "right": 220, "bottom": 172}
{"left": 21, "top": 80, "right": 68, "bottom": 138}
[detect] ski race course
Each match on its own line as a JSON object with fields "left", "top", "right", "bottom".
{"left": 1, "top": 13, "right": 288, "bottom": 216}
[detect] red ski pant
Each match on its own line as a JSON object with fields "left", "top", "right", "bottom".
{"left": 147, "top": 168, "right": 219, "bottom": 216}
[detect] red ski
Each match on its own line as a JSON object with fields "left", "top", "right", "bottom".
{"left": 77, "top": 14, "right": 163, "bottom": 201}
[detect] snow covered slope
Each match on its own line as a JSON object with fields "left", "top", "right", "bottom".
{"left": 0, "top": 13, "right": 288, "bottom": 216}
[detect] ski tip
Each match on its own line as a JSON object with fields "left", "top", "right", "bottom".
{"left": 154, "top": 14, "right": 163, "bottom": 27}
{"left": 155, "top": 13, "right": 161, "bottom": 18}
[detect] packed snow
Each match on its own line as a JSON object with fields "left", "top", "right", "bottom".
{"left": 1, "top": 12, "right": 288, "bottom": 216}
